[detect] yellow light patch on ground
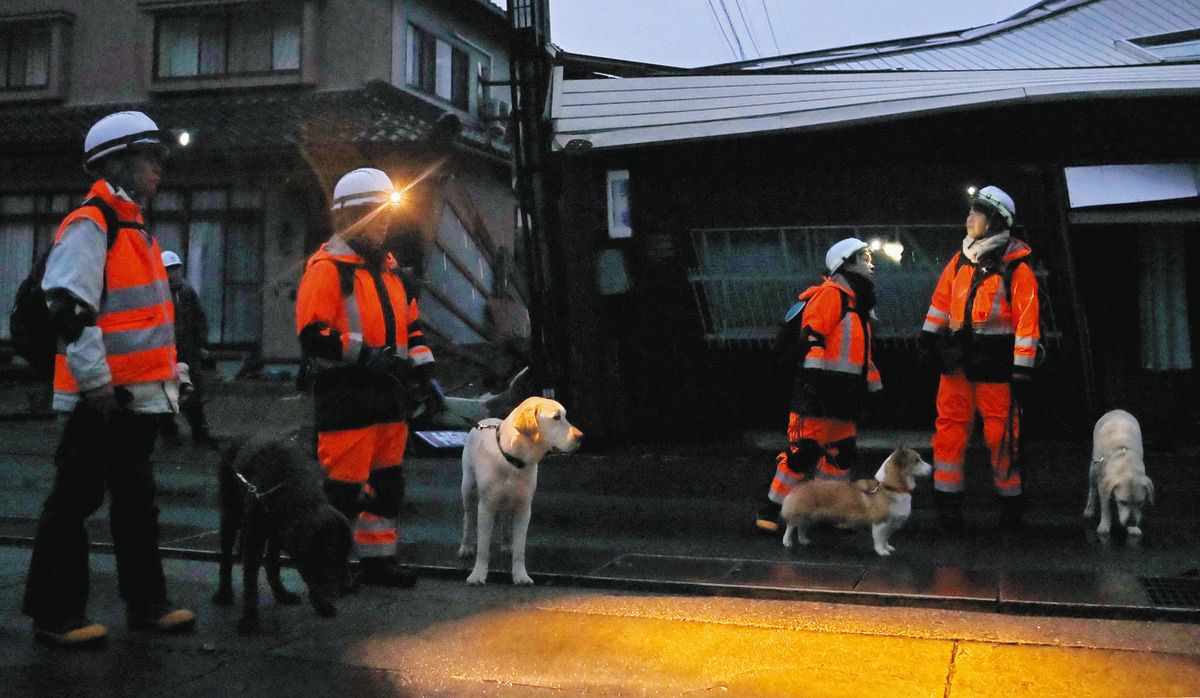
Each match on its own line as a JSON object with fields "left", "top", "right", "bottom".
{"left": 359, "top": 606, "right": 956, "bottom": 696}
{"left": 952, "top": 641, "right": 1200, "bottom": 697}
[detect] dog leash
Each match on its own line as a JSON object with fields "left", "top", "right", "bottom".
{"left": 473, "top": 422, "right": 527, "bottom": 469}
{"left": 232, "top": 468, "right": 289, "bottom": 515}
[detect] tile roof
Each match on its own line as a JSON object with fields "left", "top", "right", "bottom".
{"left": 0, "top": 80, "right": 508, "bottom": 159}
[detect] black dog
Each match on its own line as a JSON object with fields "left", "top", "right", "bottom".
{"left": 213, "top": 429, "right": 352, "bottom": 633}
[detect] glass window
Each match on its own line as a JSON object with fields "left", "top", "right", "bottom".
{"left": 0, "top": 25, "right": 51, "bottom": 89}
{"left": 153, "top": 188, "right": 264, "bottom": 345}
{"left": 155, "top": 4, "right": 302, "bottom": 79}
{"left": 407, "top": 23, "right": 473, "bottom": 111}
{"left": 0, "top": 191, "right": 80, "bottom": 339}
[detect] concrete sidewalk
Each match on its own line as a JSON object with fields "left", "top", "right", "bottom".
{"left": 1, "top": 377, "right": 1198, "bottom": 622}
{"left": 2, "top": 546, "right": 1199, "bottom": 696}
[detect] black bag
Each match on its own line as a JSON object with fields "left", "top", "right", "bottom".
{"left": 9, "top": 197, "right": 123, "bottom": 377}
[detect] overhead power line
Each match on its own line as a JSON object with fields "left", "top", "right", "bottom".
{"left": 704, "top": 0, "right": 740, "bottom": 60}
{"left": 759, "top": 0, "right": 782, "bottom": 55}
{"left": 732, "top": 0, "right": 762, "bottom": 58}
{"left": 716, "top": 0, "right": 746, "bottom": 60}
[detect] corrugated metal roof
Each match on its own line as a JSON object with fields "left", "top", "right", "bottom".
{"left": 722, "top": 0, "right": 1200, "bottom": 71}
{"left": 551, "top": 64, "right": 1200, "bottom": 150}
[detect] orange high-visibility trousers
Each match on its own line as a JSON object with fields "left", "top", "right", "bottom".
{"left": 931, "top": 372, "right": 1021, "bottom": 495}
{"left": 768, "top": 414, "right": 857, "bottom": 504}
{"left": 317, "top": 422, "right": 409, "bottom": 558}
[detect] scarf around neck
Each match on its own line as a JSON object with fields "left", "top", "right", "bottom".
{"left": 961, "top": 231, "right": 1010, "bottom": 265}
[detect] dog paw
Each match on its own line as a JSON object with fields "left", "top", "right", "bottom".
{"left": 1127, "top": 526, "right": 1143, "bottom": 537}
{"left": 875, "top": 548, "right": 893, "bottom": 557}
{"left": 1096, "top": 522, "right": 1111, "bottom": 536}
{"left": 885, "top": 544, "right": 895, "bottom": 553}
{"left": 782, "top": 537, "right": 793, "bottom": 548}
{"left": 465, "top": 571, "right": 488, "bottom": 585}
{"left": 1082, "top": 505, "right": 1095, "bottom": 518}
{"left": 456, "top": 545, "right": 475, "bottom": 559}
{"left": 275, "top": 590, "right": 302, "bottom": 606}
{"left": 512, "top": 573, "right": 534, "bottom": 586}
{"left": 212, "top": 588, "right": 234, "bottom": 606}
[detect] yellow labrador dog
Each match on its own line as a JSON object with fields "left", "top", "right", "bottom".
{"left": 458, "top": 397, "right": 583, "bottom": 585}
{"left": 1085, "top": 409, "right": 1154, "bottom": 536}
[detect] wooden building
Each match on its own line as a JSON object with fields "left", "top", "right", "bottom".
{"left": 543, "top": 0, "right": 1200, "bottom": 442}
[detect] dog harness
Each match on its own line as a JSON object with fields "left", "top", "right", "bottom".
{"left": 474, "top": 422, "right": 527, "bottom": 469}
{"left": 231, "top": 468, "right": 289, "bottom": 515}
{"left": 1090, "top": 445, "right": 1129, "bottom": 466}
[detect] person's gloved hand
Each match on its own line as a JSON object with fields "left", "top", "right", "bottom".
{"left": 420, "top": 377, "right": 446, "bottom": 416}
{"left": 361, "top": 346, "right": 409, "bottom": 382}
{"left": 82, "top": 383, "right": 118, "bottom": 419}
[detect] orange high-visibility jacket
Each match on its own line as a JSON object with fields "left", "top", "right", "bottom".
{"left": 296, "top": 236, "right": 433, "bottom": 432}
{"left": 921, "top": 239, "right": 1040, "bottom": 382}
{"left": 794, "top": 277, "right": 881, "bottom": 420}
{"left": 52, "top": 181, "right": 176, "bottom": 395}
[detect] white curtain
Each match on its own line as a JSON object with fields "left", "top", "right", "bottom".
{"left": 0, "top": 223, "right": 34, "bottom": 339}
{"left": 1140, "top": 227, "right": 1193, "bottom": 371}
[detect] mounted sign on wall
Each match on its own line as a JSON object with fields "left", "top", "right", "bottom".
{"left": 607, "top": 169, "right": 632, "bottom": 238}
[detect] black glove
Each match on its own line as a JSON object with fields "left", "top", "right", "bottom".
{"left": 360, "top": 345, "right": 410, "bottom": 383}
{"left": 412, "top": 365, "right": 446, "bottom": 417}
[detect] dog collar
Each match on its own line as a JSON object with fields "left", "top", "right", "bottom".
{"left": 495, "top": 427, "right": 527, "bottom": 470}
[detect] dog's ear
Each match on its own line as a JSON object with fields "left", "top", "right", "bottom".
{"left": 514, "top": 402, "right": 541, "bottom": 439}
{"left": 1142, "top": 476, "right": 1155, "bottom": 505}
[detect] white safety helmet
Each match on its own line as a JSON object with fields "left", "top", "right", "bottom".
{"left": 84, "top": 111, "right": 169, "bottom": 169}
{"left": 825, "top": 237, "right": 869, "bottom": 276}
{"left": 161, "top": 251, "right": 183, "bottom": 268}
{"left": 330, "top": 167, "right": 397, "bottom": 211}
{"left": 971, "top": 185, "right": 1016, "bottom": 229}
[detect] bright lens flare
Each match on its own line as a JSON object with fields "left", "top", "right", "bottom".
{"left": 883, "top": 241, "right": 904, "bottom": 261}
{"left": 967, "top": 185, "right": 978, "bottom": 196}
{"left": 868, "top": 238, "right": 883, "bottom": 251}
{"left": 177, "top": 131, "right": 191, "bottom": 147}
{"left": 389, "top": 191, "right": 403, "bottom": 205}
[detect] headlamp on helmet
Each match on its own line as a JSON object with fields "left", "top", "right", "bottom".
{"left": 330, "top": 168, "right": 398, "bottom": 211}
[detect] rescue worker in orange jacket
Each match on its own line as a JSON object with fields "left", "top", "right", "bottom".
{"left": 296, "top": 167, "right": 444, "bottom": 587}
{"left": 23, "top": 111, "right": 196, "bottom": 647}
{"left": 756, "top": 238, "right": 882, "bottom": 531}
{"left": 919, "top": 185, "right": 1038, "bottom": 530}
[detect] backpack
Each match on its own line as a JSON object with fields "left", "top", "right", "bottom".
{"left": 9, "top": 197, "right": 127, "bottom": 377}
{"left": 772, "top": 283, "right": 851, "bottom": 372}
{"left": 954, "top": 252, "right": 1050, "bottom": 366}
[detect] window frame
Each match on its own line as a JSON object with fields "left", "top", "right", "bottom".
{"left": 0, "top": 12, "right": 73, "bottom": 104}
{"left": 0, "top": 190, "right": 82, "bottom": 341}
{"left": 142, "top": 0, "right": 316, "bottom": 92}
{"left": 148, "top": 186, "right": 265, "bottom": 348}
{"left": 152, "top": 4, "right": 301, "bottom": 80}
{"left": 405, "top": 22, "right": 474, "bottom": 112}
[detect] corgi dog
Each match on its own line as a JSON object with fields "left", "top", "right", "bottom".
{"left": 781, "top": 445, "right": 932, "bottom": 557}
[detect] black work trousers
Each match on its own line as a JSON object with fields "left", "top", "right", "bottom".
{"left": 23, "top": 404, "right": 167, "bottom": 623}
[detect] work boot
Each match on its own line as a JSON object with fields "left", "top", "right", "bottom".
{"left": 999, "top": 494, "right": 1025, "bottom": 531}
{"left": 127, "top": 601, "right": 196, "bottom": 633}
{"left": 32, "top": 617, "right": 108, "bottom": 647}
{"left": 359, "top": 557, "right": 418, "bottom": 588}
{"left": 754, "top": 501, "right": 782, "bottom": 533}
{"left": 933, "top": 491, "right": 965, "bottom": 530}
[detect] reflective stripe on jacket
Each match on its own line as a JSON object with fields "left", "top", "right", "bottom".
{"left": 51, "top": 181, "right": 176, "bottom": 396}
{"left": 922, "top": 240, "right": 1040, "bottom": 381}
{"left": 296, "top": 235, "right": 434, "bottom": 432}
{"left": 794, "top": 277, "right": 881, "bottom": 421}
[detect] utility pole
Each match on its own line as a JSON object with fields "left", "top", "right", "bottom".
{"left": 505, "top": 0, "right": 560, "bottom": 397}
